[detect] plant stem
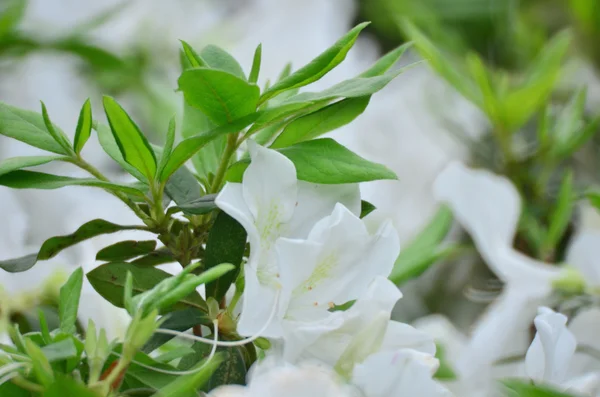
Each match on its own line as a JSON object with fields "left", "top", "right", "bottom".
{"left": 10, "top": 376, "right": 44, "bottom": 393}
{"left": 210, "top": 133, "right": 238, "bottom": 193}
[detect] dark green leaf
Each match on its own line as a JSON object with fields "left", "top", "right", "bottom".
{"left": 157, "top": 117, "right": 176, "bottom": 176}
{"left": 360, "top": 200, "right": 376, "bottom": 218}
{"left": 86, "top": 262, "right": 207, "bottom": 312}
{"left": 160, "top": 113, "right": 258, "bottom": 181}
{"left": 249, "top": 44, "right": 262, "bottom": 84}
{"left": 0, "top": 219, "right": 146, "bottom": 273}
{"left": 142, "top": 308, "right": 212, "bottom": 353}
{"left": 542, "top": 171, "right": 573, "bottom": 255}
{"left": 41, "top": 102, "right": 72, "bottom": 154}
{"left": 0, "top": 102, "right": 68, "bottom": 154}
{"left": 164, "top": 166, "right": 202, "bottom": 205}
{"left": 73, "top": 99, "right": 93, "bottom": 154}
{"left": 176, "top": 194, "right": 217, "bottom": 215}
{"left": 200, "top": 45, "right": 246, "bottom": 79}
{"left": 103, "top": 96, "right": 157, "bottom": 180}
{"left": 0, "top": 170, "right": 146, "bottom": 197}
{"left": 0, "top": 381, "right": 30, "bottom": 397}
{"left": 260, "top": 22, "right": 369, "bottom": 103}
{"left": 96, "top": 240, "right": 157, "bottom": 262}
{"left": 178, "top": 68, "right": 259, "bottom": 125}
{"left": 43, "top": 375, "right": 99, "bottom": 397}
{"left": 0, "top": 155, "right": 63, "bottom": 177}
{"left": 205, "top": 212, "right": 247, "bottom": 301}
{"left": 59, "top": 268, "right": 83, "bottom": 334}
{"left": 227, "top": 138, "right": 397, "bottom": 184}
{"left": 131, "top": 248, "right": 174, "bottom": 267}
{"left": 389, "top": 206, "right": 454, "bottom": 284}
{"left": 94, "top": 122, "right": 146, "bottom": 181}
{"left": 271, "top": 96, "right": 370, "bottom": 148}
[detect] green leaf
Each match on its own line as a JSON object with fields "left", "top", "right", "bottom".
{"left": 44, "top": 375, "right": 99, "bottom": 397}
{"left": 204, "top": 212, "right": 247, "bottom": 301}
{"left": 164, "top": 166, "right": 203, "bottom": 205}
{"left": 178, "top": 68, "right": 260, "bottom": 125}
{"left": 389, "top": 206, "right": 455, "bottom": 284}
{"left": 0, "top": 0, "right": 27, "bottom": 37}
{"left": 501, "top": 379, "right": 577, "bottom": 396}
{"left": 23, "top": 338, "right": 54, "bottom": 386}
{"left": 73, "top": 99, "right": 93, "bottom": 154}
{"left": 542, "top": 171, "right": 574, "bottom": 255}
{"left": 40, "top": 338, "right": 78, "bottom": 362}
{"left": 96, "top": 240, "right": 157, "bottom": 262}
{"left": 103, "top": 96, "right": 157, "bottom": 180}
{"left": 0, "top": 170, "right": 146, "bottom": 197}
{"left": 59, "top": 268, "right": 83, "bottom": 335}
{"left": 249, "top": 44, "right": 262, "bottom": 84}
{"left": 433, "top": 343, "right": 457, "bottom": 380}
{"left": 0, "top": 381, "right": 29, "bottom": 397}
{"left": 157, "top": 117, "right": 176, "bottom": 176}
{"left": 200, "top": 45, "right": 246, "bottom": 80}
{"left": 0, "top": 102, "right": 68, "bottom": 155}
{"left": 38, "top": 309, "right": 51, "bottom": 344}
{"left": 359, "top": 43, "right": 411, "bottom": 78}
{"left": 271, "top": 96, "right": 370, "bottom": 148}
{"left": 142, "top": 308, "right": 212, "bottom": 353}
{"left": 180, "top": 40, "right": 207, "bottom": 68}
{"left": 86, "top": 263, "right": 207, "bottom": 312}
{"left": 160, "top": 113, "right": 258, "bottom": 181}
{"left": 95, "top": 122, "right": 146, "bottom": 181}
{"left": 40, "top": 102, "right": 72, "bottom": 154}
{"left": 227, "top": 138, "right": 397, "bottom": 184}
{"left": 0, "top": 155, "right": 63, "bottom": 176}
{"left": 179, "top": 343, "right": 247, "bottom": 392}
{"left": 360, "top": 200, "right": 376, "bottom": 219}
{"left": 0, "top": 219, "right": 146, "bottom": 273}
{"left": 176, "top": 194, "right": 218, "bottom": 215}
{"left": 155, "top": 354, "right": 223, "bottom": 397}
{"left": 260, "top": 22, "right": 369, "bottom": 103}
{"left": 131, "top": 248, "right": 175, "bottom": 267}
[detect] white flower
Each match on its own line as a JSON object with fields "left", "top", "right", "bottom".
{"left": 433, "top": 162, "right": 564, "bottom": 379}
{"left": 281, "top": 276, "right": 434, "bottom": 368}
{"left": 208, "top": 357, "right": 356, "bottom": 397}
{"left": 526, "top": 307, "right": 577, "bottom": 385}
{"left": 353, "top": 349, "right": 453, "bottom": 397}
{"left": 215, "top": 141, "right": 360, "bottom": 337}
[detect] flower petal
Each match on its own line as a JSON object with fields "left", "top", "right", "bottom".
{"left": 566, "top": 232, "right": 600, "bottom": 285}
{"left": 382, "top": 321, "right": 436, "bottom": 356}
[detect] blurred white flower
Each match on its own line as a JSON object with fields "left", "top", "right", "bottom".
{"left": 215, "top": 141, "right": 360, "bottom": 337}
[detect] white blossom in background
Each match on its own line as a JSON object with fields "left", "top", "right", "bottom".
{"left": 215, "top": 141, "right": 360, "bottom": 337}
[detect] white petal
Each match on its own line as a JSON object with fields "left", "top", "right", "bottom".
{"left": 566, "top": 232, "right": 600, "bottom": 285}
{"left": 243, "top": 140, "right": 297, "bottom": 226}
{"left": 216, "top": 183, "right": 260, "bottom": 251}
{"left": 207, "top": 385, "right": 248, "bottom": 397}
{"left": 382, "top": 321, "right": 436, "bottom": 356}
{"left": 563, "top": 372, "right": 600, "bottom": 395}
{"left": 525, "top": 333, "right": 546, "bottom": 382}
{"left": 287, "top": 181, "right": 361, "bottom": 239}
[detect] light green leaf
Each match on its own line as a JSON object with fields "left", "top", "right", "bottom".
{"left": 501, "top": 379, "right": 577, "bottom": 396}
{"left": 40, "top": 338, "right": 78, "bottom": 362}
{"left": 157, "top": 117, "right": 176, "bottom": 176}
{"left": 95, "top": 122, "right": 146, "bottom": 181}
{"left": 73, "top": 99, "right": 93, "bottom": 154}
{"left": 0, "top": 155, "right": 64, "bottom": 176}
{"left": 154, "top": 355, "right": 223, "bottom": 397}
{"left": 227, "top": 138, "right": 396, "bottom": 184}
{"left": 542, "top": 171, "right": 574, "bottom": 256}
{"left": 271, "top": 96, "right": 370, "bottom": 148}
{"left": 249, "top": 43, "right": 262, "bottom": 84}
{"left": 96, "top": 240, "right": 157, "bottom": 262}
{"left": 41, "top": 102, "right": 72, "bottom": 154}
{"left": 204, "top": 212, "right": 247, "bottom": 301}
{"left": 142, "top": 308, "right": 212, "bottom": 353}
{"left": 178, "top": 68, "right": 260, "bottom": 125}
{"left": 200, "top": 44, "right": 246, "bottom": 79}
{"left": 59, "top": 268, "right": 83, "bottom": 335}
{"left": 0, "top": 102, "right": 68, "bottom": 154}
{"left": 359, "top": 43, "right": 411, "bottom": 77}
{"left": 23, "top": 338, "right": 54, "bottom": 386}
{"left": 0, "top": 0, "right": 27, "bottom": 37}
{"left": 103, "top": 96, "right": 157, "bottom": 180}
{"left": 260, "top": 22, "right": 370, "bottom": 103}
{"left": 180, "top": 40, "right": 207, "bottom": 68}
{"left": 0, "top": 170, "right": 146, "bottom": 197}
{"left": 44, "top": 375, "right": 99, "bottom": 397}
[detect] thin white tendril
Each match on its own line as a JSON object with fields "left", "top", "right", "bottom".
{"left": 0, "top": 362, "right": 28, "bottom": 378}
{"left": 111, "top": 319, "right": 219, "bottom": 376}
{"left": 155, "top": 288, "right": 281, "bottom": 347}
{"left": 0, "top": 372, "right": 18, "bottom": 387}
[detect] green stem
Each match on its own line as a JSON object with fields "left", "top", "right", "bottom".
{"left": 10, "top": 376, "right": 44, "bottom": 393}
{"left": 210, "top": 133, "right": 238, "bottom": 193}
{"left": 494, "top": 126, "right": 514, "bottom": 167}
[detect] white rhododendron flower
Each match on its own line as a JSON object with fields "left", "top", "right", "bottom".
{"left": 216, "top": 140, "right": 360, "bottom": 337}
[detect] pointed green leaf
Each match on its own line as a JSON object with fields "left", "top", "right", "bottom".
{"left": 103, "top": 96, "right": 157, "bottom": 180}
{"left": 164, "top": 166, "right": 203, "bottom": 205}
{"left": 180, "top": 40, "right": 207, "bottom": 68}
{"left": 157, "top": 117, "right": 176, "bottom": 176}
{"left": 40, "top": 338, "right": 78, "bottom": 362}
{"left": 59, "top": 268, "right": 83, "bottom": 334}
{"left": 205, "top": 212, "right": 247, "bottom": 301}
{"left": 271, "top": 96, "right": 370, "bottom": 148}
{"left": 178, "top": 68, "right": 260, "bottom": 125}
{"left": 0, "top": 170, "right": 146, "bottom": 197}
{"left": 249, "top": 43, "right": 262, "bottom": 84}
{"left": 86, "top": 263, "right": 207, "bottom": 312}
{"left": 0, "top": 155, "right": 63, "bottom": 176}
{"left": 200, "top": 44, "right": 246, "bottom": 79}
{"left": 542, "top": 171, "right": 574, "bottom": 255}
{"left": 501, "top": 379, "right": 577, "bottom": 396}
{"left": 94, "top": 122, "right": 146, "bottom": 181}
{"left": 155, "top": 354, "right": 223, "bottom": 397}
{"left": 73, "top": 99, "right": 93, "bottom": 154}
{"left": 360, "top": 200, "right": 376, "bottom": 218}
{"left": 96, "top": 240, "right": 157, "bottom": 262}
{"left": 260, "top": 22, "right": 370, "bottom": 103}
{"left": 23, "top": 338, "right": 54, "bottom": 386}
{"left": 359, "top": 43, "right": 411, "bottom": 78}
{"left": 0, "top": 102, "right": 68, "bottom": 154}
{"left": 44, "top": 375, "right": 99, "bottom": 397}
{"left": 160, "top": 113, "right": 258, "bottom": 181}
{"left": 41, "top": 102, "right": 72, "bottom": 154}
